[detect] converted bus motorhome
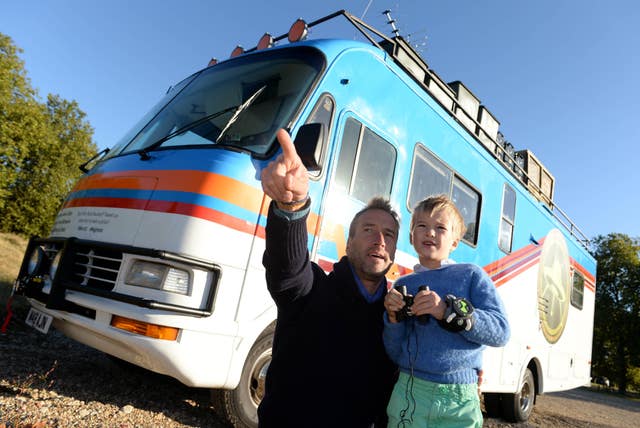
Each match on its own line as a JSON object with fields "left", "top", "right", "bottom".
{"left": 15, "top": 10, "right": 596, "bottom": 427}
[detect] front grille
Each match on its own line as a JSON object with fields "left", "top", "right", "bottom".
{"left": 68, "top": 243, "right": 123, "bottom": 291}
{"left": 20, "top": 237, "right": 218, "bottom": 317}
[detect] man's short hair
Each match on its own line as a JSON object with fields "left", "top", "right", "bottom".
{"left": 348, "top": 197, "right": 400, "bottom": 239}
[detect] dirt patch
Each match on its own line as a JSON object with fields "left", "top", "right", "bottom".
{"left": 530, "top": 388, "right": 638, "bottom": 427}
{"left": 1, "top": 308, "right": 639, "bottom": 427}
{"left": 484, "top": 387, "right": 639, "bottom": 427}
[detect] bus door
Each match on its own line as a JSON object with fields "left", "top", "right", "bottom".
{"left": 312, "top": 113, "right": 398, "bottom": 270}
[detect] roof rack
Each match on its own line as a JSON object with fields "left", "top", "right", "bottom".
{"left": 252, "top": 10, "right": 591, "bottom": 248}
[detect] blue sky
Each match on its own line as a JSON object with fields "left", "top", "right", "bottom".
{"left": 2, "top": 1, "right": 639, "bottom": 240}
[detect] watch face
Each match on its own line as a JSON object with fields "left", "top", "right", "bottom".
{"left": 456, "top": 299, "right": 471, "bottom": 316}
{"left": 537, "top": 228, "right": 571, "bottom": 344}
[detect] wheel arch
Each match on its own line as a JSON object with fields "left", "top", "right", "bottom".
{"left": 223, "top": 318, "right": 276, "bottom": 389}
{"left": 527, "top": 357, "right": 543, "bottom": 398}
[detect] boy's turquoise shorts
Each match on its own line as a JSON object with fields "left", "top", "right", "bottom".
{"left": 387, "top": 371, "right": 483, "bottom": 427}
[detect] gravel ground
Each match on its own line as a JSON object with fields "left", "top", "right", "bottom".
{"left": 1, "top": 312, "right": 639, "bottom": 427}
{"left": 0, "top": 319, "right": 231, "bottom": 428}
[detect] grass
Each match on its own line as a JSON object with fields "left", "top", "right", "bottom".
{"left": 0, "top": 232, "right": 27, "bottom": 284}
{"left": 0, "top": 232, "right": 30, "bottom": 321}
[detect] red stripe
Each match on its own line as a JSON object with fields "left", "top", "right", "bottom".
{"left": 490, "top": 250, "right": 540, "bottom": 285}
{"left": 65, "top": 197, "right": 596, "bottom": 294}
{"left": 71, "top": 169, "right": 264, "bottom": 213}
{"left": 484, "top": 241, "right": 542, "bottom": 276}
{"left": 317, "top": 259, "right": 334, "bottom": 272}
{"left": 494, "top": 257, "right": 539, "bottom": 287}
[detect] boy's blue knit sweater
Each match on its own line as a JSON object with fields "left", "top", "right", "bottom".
{"left": 383, "top": 263, "right": 510, "bottom": 385}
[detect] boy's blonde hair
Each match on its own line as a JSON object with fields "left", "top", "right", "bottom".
{"left": 411, "top": 194, "right": 467, "bottom": 240}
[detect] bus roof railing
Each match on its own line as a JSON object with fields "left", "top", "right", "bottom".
{"left": 246, "top": 10, "right": 591, "bottom": 249}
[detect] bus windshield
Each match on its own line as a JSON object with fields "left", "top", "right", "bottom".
{"left": 115, "top": 46, "right": 325, "bottom": 157}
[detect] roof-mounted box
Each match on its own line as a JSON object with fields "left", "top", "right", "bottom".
{"left": 425, "top": 73, "right": 456, "bottom": 111}
{"left": 476, "top": 106, "right": 500, "bottom": 154}
{"left": 516, "top": 149, "right": 555, "bottom": 205}
{"left": 448, "top": 81, "right": 480, "bottom": 135}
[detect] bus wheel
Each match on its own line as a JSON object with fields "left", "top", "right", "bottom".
{"left": 502, "top": 368, "right": 535, "bottom": 422}
{"left": 211, "top": 326, "right": 274, "bottom": 428}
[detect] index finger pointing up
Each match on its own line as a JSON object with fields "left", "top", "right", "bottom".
{"left": 276, "top": 129, "right": 299, "bottom": 163}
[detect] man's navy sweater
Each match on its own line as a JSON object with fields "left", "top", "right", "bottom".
{"left": 258, "top": 202, "right": 397, "bottom": 428}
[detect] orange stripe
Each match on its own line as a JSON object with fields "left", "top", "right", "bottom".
{"left": 74, "top": 170, "right": 263, "bottom": 213}
{"left": 257, "top": 195, "right": 322, "bottom": 240}
{"left": 493, "top": 257, "right": 539, "bottom": 287}
{"left": 484, "top": 240, "right": 542, "bottom": 276}
{"left": 74, "top": 171, "right": 598, "bottom": 293}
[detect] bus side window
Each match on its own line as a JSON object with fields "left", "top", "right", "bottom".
{"left": 571, "top": 270, "right": 585, "bottom": 310}
{"left": 452, "top": 178, "right": 481, "bottom": 244}
{"left": 305, "top": 94, "right": 335, "bottom": 177}
{"left": 408, "top": 147, "right": 451, "bottom": 204}
{"left": 408, "top": 144, "right": 481, "bottom": 245}
{"left": 334, "top": 117, "right": 396, "bottom": 202}
{"left": 499, "top": 184, "right": 516, "bottom": 253}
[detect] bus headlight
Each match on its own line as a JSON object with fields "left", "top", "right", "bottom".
{"left": 49, "top": 251, "right": 62, "bottom": 279}
{"left": 125, "top": 260, "right": 190, "bottom": 295}
{"left": 27, "top": 247, "right": 45, "bottom": 275}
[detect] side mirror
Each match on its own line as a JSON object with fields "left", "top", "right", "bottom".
{"left": 293, "top": 123, "right": 323, "bottom": 172}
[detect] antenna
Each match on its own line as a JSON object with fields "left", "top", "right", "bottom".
{"left": 361, "top": 0, "right": 374, "bottom": 19}
{"left": 406, "top": 28, "right": 429, "bottom": 54}
{"left": 382, "top": 9, "right": 400, "bottom": 37}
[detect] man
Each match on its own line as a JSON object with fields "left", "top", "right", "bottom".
{"left": 258, "top": 129, "right": 399, "bottom": 427}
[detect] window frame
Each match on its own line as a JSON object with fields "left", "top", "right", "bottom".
{"left": 333, "top": 116, "right": 397, "bottom": 204}
{"left": 304, "top": 92, "right": 336, "bottom": 180}
{"left": 570, "top": 270, "right": 585, "bottom": 310}
{"left": 407, "top": 143, "right": 482, "bottom": 246}
{"left": 498, "top": 183, "right": 516, "bottom": 254}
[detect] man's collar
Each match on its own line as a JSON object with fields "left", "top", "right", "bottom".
{"left": 347, "top": 261, "right": 386, "bottom": 303}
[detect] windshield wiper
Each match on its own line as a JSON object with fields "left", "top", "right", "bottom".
{"left": 215, "top": 85, "right": 267, "bottom": 144}
{"left": 79, "top": 147, "right": 110, "bottom": 172}
{"left": 138, "top": 104, "right": 240, "bottom": 160}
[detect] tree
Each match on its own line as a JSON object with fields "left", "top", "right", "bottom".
{"left": 0, "top": 33, "right": 97, "bottom": 237}
{"left": 0, "top": 33, "right": 47, "bottom": 214}
{"left": 590, "top": 233, "right": 640, "bottom": 393}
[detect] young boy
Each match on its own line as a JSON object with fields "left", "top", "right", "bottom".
{"left": 383, "top": 194, "right": 510, "bottom": 427}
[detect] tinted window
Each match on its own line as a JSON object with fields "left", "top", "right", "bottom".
{"left": 409, "top": 145, "right": 481, "bottom": 245}
{"left": 334, "top": 118, "right": 396, "bottom": 203}
{"left": 499, "top": 184, "right": 516, "bottom": 253}
{"left": 116, "top": 47, "right": 324, "bottom": 157}
{"left": 452, "top": 178, "right": 481, "bottom": 243}
{"left": 571, "top": 271, "right": 584, "bottom": 310}
{"left": 334, "top": 119, "right": 360, "bottom": 193}
{"left": 408, "top": 149, "right": 452, "bottom": 208}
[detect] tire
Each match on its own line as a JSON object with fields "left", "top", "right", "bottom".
{"left": 502, "top": 367, "right": 535, "bottom": 422}
{"left": 482, "top": 392, "right": 503, "bottom": 418}
{"left": 211, "top": 325, "right": 274, "bottom": 428}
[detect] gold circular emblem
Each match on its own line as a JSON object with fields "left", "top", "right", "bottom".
{"left": 537, "top": 229, "right": 570, "bottom": 343}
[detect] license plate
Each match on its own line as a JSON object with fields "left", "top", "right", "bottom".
{"left": 25, "top": 307, "right": 53, "bottom": 334}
